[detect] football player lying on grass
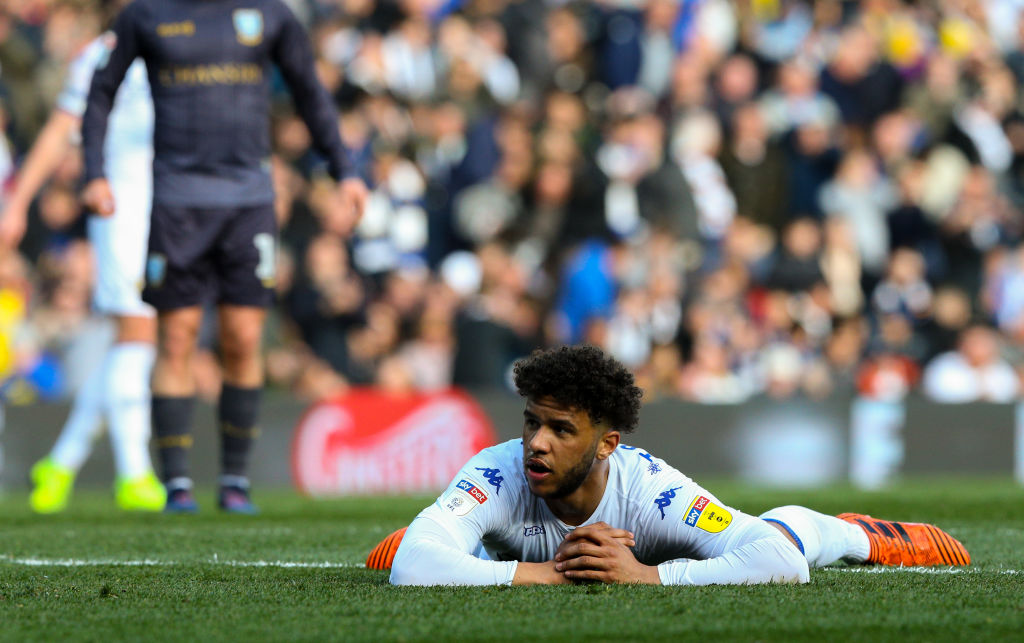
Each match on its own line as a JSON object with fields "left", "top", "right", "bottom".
{"left": 369, "top": 345, "right": 969, "bottom": 585}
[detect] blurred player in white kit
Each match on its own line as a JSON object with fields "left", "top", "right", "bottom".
{"left": 0, "top": 3, "right": 165, "bottom": 512}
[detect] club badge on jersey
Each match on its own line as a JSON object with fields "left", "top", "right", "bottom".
{"left": 233, "top": 9, "right": 263, "bottom": 46}
{"left": 146, "top": 254, "right": 167, "bottom": 288}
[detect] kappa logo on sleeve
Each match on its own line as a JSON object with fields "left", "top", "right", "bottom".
{"left": 683, "top": 495, "right": 733, "bottom": 533}
{"left": 654, "top": 486, "right": 684, "bottom": 520}
{"left": 441, "top": 479, "right": 488, "bottom": 517}
{"left": 474, "top": 467, "right": 503, "bottom": 495}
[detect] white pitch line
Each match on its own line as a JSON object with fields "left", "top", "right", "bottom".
{"left": 820, "top": 567, "right": 1021, "bottom": 575}
{"left": 3, "top": 558, "right": 1019, "bottom": 575}
{"left": 0, "top": 557, "right": 365, "bottom": 569}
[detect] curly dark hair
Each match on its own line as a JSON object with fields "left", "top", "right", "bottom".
{"left": 513, "top": 345, "right": 643, "bottom": 433}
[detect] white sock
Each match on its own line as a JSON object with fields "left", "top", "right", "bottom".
{"left": 104, "top": 342, "right": 156, "bottom": 479}
{"left": 219, "top": 474, "right": 250, "bottom": 489}
{"left": 50, "top": 356, "right": 107, "bottom": 471}
{"left": 759, "top": 505, "right": 871, "bottom": 567}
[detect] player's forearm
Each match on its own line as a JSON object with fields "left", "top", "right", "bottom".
{"left": 81, "top": 79, "right": 117, "bottom": 182}
{"left": 511, "top": 561, "right": 572, "bottom": 586}
{"left": 286, "top": 81, "right": 348, "bottom": 181}
{"left": 273, "top": 13, "right": 348, "bottom": 181}
{"left": 7, "top": 110, "right": 79, "bottom": 210}
{"left": 657, "top": 536, "right": 809, "bottom": 586}
{"left": 389, "top": 517, "right": 517, "bottom": 586}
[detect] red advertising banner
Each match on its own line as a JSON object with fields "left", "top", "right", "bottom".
{"left": 291, "top": 388, "right": 497, "bottom": 495}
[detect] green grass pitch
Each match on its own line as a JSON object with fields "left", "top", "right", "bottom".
{"left": 1, "top": 479, "right": 1023, "bottom": 642}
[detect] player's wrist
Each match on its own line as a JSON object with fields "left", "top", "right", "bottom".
{"left": 655, "top": 563, "right": 670, "bottom": 585}
{"left": 639, "top": 563, "right": 662, "bottom": 585}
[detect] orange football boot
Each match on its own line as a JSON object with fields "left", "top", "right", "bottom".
{"left": 838, "top": 513, "right": 970, "bottom": 566}
{"left": 366, "top": 527, "right": 408, "bottom": 570}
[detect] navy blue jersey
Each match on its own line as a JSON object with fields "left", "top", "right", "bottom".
{"left": 82, "top": 0, "right": 348, "bottom": 208}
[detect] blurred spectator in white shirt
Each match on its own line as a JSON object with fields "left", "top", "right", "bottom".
{"left": 922, "top": 325, "right": 1020, "bottom": 402}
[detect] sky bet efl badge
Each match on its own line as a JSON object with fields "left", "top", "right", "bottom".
{"left": 233, "top": 9, "right": 263, "bottom": 46}
{"left": 441, "top": 479, "right": 488, "bottom": 517}
{"left": 684, "top": 495, "right": 732, "bottom": 533}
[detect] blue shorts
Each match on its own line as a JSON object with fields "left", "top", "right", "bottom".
{"left": 143, "top": 203, "right": 277, "bottom": 310}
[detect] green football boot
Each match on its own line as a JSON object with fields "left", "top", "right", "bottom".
{"left": 115, "top": 471, "right": 168, "bottom": 512}
{"left": 29, "top": 457, "right": 75, "bottom": 514}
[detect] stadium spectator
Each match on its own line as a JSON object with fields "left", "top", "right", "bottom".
{"left": 922, "top": 325, "right": 1020, "bottom": 403}
{"left": 941, "top": 165, "right": 1020, "bottom": 297}
{"left": 765, "top": 218, "right": 824, "bottom": 293}
{"left": 819, "top": 148, "right": 898, "bottom": 280}
{"left": 719, "top": 102, "right": 790, "bottom": 234}
{"left": 870, "top": 248, "right": 932, "bottom": 322}
{"left": 921, "top": 286, "right": 973, "bottom": 361}
{"left": 0, "top": 0, "right": 1023, "bottom": 410}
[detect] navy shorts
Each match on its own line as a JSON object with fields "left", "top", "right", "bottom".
{"left": 143, "top": 203, "right": 277, "bottom": 310}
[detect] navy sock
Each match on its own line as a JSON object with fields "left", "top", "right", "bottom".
{"left": 219, "top": 384, "right": 261, "bottom": 479}
{"left": 152, "top": 395, "right": 196, "bottom": 483}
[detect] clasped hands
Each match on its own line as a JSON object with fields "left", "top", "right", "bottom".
{"left": 548, "top": 521, "right": 660, "bottom": 585}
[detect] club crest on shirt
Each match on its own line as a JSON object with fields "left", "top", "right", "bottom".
{"left": 683, "top": 495, "right": 732, "bottom": 533}
{"left": 233, "top": 9, "right": 263, "bottom": 46}
{"left": 146, "top": 254, "right": 166, "bottom": 288}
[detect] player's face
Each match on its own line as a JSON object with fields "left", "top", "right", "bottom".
{"left": 521, "top": 397, "right": 611, "bottom": 499}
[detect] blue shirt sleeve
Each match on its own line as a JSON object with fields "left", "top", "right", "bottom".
{"left": 269, "top": 0, "right": 349, "bottom": 182}
{"left": 82, "top": 2, "right": 145, "bottom": 182}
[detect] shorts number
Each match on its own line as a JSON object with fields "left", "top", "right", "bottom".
{"left": 253, "top": 233, "right": 276, "bottom": 285}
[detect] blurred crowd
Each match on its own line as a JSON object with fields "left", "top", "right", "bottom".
{"left": 3, "top": 0, "right": 1024, "bottom": 404}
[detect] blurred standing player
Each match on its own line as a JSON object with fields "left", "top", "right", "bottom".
{"left": 81, "top": 0, "right": 367, "bottom": 512}
{"left": 0, "top": 5, "right": 166, "bottom": 513}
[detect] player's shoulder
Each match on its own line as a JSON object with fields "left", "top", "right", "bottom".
{"left": 59, "top": 36, "right": 116, "bottom": 115}
{"left": 69, "top": 37, "right": 110, "bottom": 75}
{"left": 470, "top": 438, "right": 522, "bottom": 464}
{"left": 102, "top": 0, "right": 157, "bottom": 35}
{"left": 460, "top": 439, "right": 523, "bottom": 497}
{"left": 611, "top": 444, "right": 681, "bottom": 489}
{"left": 248, "top": 0, "right": 297, "bottom": 19}
{"left": 119, "top": 0, "right": 156, "bottom": 21}
{"left": 610, "top": 444, "right": 704, "bottom": 510}
{"left": 435, "top": 439, "right": 523, "bottom": 519}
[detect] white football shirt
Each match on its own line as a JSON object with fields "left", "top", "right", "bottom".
{"left": 391, "top": 439, "right": 808, "bottom": 586}
{"left": 56, "top": 35, "right": 153, "bottom": 181}
{"left": 55, "top": 35, "right": 155, "bottom": 316}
